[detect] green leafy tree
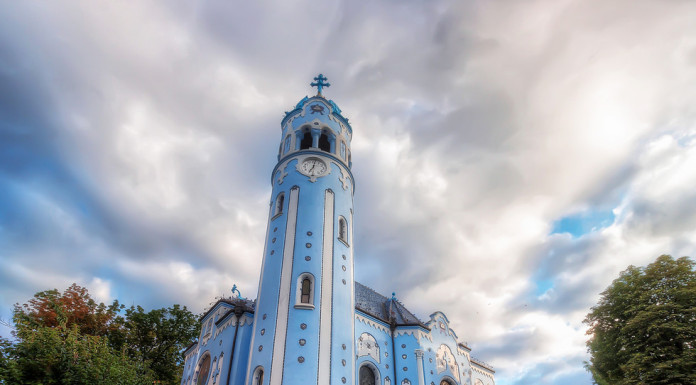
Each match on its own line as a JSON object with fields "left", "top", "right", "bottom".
{"left": 584, "top": 255, "right": 696, "bottom": 385}
{"left": 2, "top": 284, "right": 199, "bottom": 385}
{"left": 117, "top": 305, "right": 199, "bottom": 385}
{"left": 1, "top": 321, "right": 152, "bottom": 385}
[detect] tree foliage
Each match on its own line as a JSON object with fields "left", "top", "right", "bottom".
{"left": 0, "top": 284, "right": 199, "bottom": 385}
{"left": 584, "top": 255, "right": 696, "bottom": 385}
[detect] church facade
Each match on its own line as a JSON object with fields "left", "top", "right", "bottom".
{"left": 181, "top": 76, "right": 495, "bottom": 385}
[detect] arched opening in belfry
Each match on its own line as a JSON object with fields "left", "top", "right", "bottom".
{"left": 318, "top": 132, "right": 331, "bottom": 152}
{"left": 300, "top": 131, "right": 313, "bottom": 150}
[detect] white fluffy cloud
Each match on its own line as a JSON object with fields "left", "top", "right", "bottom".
{"left": 1, "top": 1, "right": 695, "bottom": 384}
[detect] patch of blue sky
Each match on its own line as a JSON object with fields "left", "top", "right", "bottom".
{"left": 534, "top": 279, "right": 554, "bottom": 297}
{"left": 550, "top": 209, "right": 615, "bottom": 238}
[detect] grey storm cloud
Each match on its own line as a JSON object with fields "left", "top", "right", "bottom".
{"left": 2, "top": 1, "right": 696, "bottom": 385}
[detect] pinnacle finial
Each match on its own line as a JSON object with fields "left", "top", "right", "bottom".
{"left": 231, "top": 284, "right": 244, "bottom": 300}
{"left": 310, "top": 74, "right": 330, "bottom": 96}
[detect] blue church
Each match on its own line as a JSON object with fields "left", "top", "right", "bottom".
{"left": 181, "top": 75, "right": 496, "bottom": 385}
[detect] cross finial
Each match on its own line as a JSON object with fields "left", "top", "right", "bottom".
{"left": 310, "top": 73, "right": 331, "bottom": 96}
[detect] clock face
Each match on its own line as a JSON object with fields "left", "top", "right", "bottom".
{"left": 300, "top": 158, "right": 327, "bottom": 176}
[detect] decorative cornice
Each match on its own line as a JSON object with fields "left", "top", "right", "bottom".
{"left": 355, "top": 313, "right": 389, "bottom": 333}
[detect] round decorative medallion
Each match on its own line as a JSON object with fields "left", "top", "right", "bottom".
{"left": 298, "top": 356, "right": 305, "bottom": 363}
{"left": 300, "top": 323, "right": 307, "bottom": 330}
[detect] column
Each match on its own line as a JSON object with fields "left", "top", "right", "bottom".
{"left": 415, "top": 349, "right": 425, "bottom": 385}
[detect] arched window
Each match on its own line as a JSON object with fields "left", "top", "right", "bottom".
{"left": 338, "top": 216, "right": 348, "bottom": 244}
{"left": 318, "top": 131, "right": 331, "bottom": 152}
{"left": 252, "top": 366, "right": 264, "bottom": 385}
{"left": 196, "top": 353, "right": 211, "bottom": 385}
{"left": 301, "top": 278, "right": 311, "bottom": 303}
{"left": 340, "top": 141, "right": 346, "bottom": 160}
{"left": 300, "top": 131, "right": 313, "bottom": 150}
{"left": 274, "top": 193, "right": 285, "bottom": 217}
{"left": 359, "top": 364, "right": 377, "bottom": 385}
{"left": 295, "top": 273, "right": 315, "bottom": 309}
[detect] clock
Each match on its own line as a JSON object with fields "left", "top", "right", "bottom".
{"left": 297, "top": 157, "right": 329, "bottom": 182}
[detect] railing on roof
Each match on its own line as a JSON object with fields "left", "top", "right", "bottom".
{"left": 471, "top": 357, "right": 494, "bottom": 372}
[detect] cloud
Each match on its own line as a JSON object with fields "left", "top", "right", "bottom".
{"left": 2, "top": 0, "right": 696, "bottom": 383}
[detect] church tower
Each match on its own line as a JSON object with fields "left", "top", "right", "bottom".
{"left": 245, "top": 75, "right": 356, "bottom": 385}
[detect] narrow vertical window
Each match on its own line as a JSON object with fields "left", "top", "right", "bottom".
{"left": 338, "top": 216, "right": 348, "bottom": 244}
{"left": 340, "top": 141, "right": 346, "bottom": 160}
{"left": 295, "top": 273, "right": 315, "bottom": 309}
{"left": 253, "top": 367, "right": 264, "bottom": 385}
{"left": 301, "top": 278, "right": 311, "bottom": 303}
{"left": 274, "top": 193, "right": 285, "bottom": 217}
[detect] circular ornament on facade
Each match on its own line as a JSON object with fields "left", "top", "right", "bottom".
{"left": 306, "top": 243, "right": 312, "bottom": 248}
{"left": 342, "top": 254, "right": 346, "bottom": 260}
{"left": 401, "top": 344, "right": 406, "bottom": 348}
{"left": 429, "top": 358, "right": 433, "bottom": 363}
{"left": 219, "top": 340, "right": 223, "bottom": 345}
{"left": 342, "top": 377, "right": 346, "bottom": 383}
{"left": 403, "top": 367, "right": 407, "bottom": 371}
{"left": 260, "top": 329, "right": 265, "bottom": 335}
{"left": 386, "top": 364, "right": 389, "bottom": 369}
{"left": 342, "top": 279, "right": 346, "bottom": 284}
{"left": 305, "top": 256, "right": 311, "bottom": 261}
{"left": 298, "top": 356, "right": 305, "bottom": 363}
{"left": 258, "top": 345, "right": 263, "bottom": 352}
{"left": 299, "top": 339, "right": 306, "bottom": 346}
{"left": 272, "top": 238, "right": 276, "bottom": 243}
{"left": 402, "top": 354, "right": 407, "bottom": 359}
{"left": 342, "top": 344, "right": 346, "bottom": 350}
{"left": 342, "top": 265, "right": 346, "bottom": 271}
{"left": 297, "top": 157, "right": 329, "bottom": 181}
{"left": 385, "top": 352, "right": 389, "bottom": 357}
{"left": 273, "top": 227, "right": 277, "bottom": 232}
{"left": 307, "top": 231, "right": 312, "bottom": 236}
{"left": 270, "top": 250, "right": 274, "bottom": 255}
{"left": 263, "top": 314, "right": 267, "bottom": 320}
{"left": 300, "top": 323, "right": 307, "bottom": 330}
{"left": 342, "top": 359, "right": 346, "bottom": 366}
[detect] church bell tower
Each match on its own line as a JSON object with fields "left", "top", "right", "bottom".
{"left": 245, "top": 75, "right": 356, "bottom": 385}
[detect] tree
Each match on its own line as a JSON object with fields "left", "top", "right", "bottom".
{"left": 12, "top": 283, "right": 123, "bottom": 339}
{"left": 0, "top": 320, "right": 152, "bottom": 385}
{"left": 584, "top": 255, "right": 696, "bottom": 385}
{"left": 2, "top": 284, "right": 199, "bottom": 385}
{"left": 117, "top": 305, "right": 199, "bottom": 385}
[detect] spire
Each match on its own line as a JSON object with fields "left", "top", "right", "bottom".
{"left": 310, "top": 73, "right": 331, "bottom": 96}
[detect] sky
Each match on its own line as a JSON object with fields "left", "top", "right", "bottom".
{"left": 1, "top": 1, "right": 696, "bottom": 384}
